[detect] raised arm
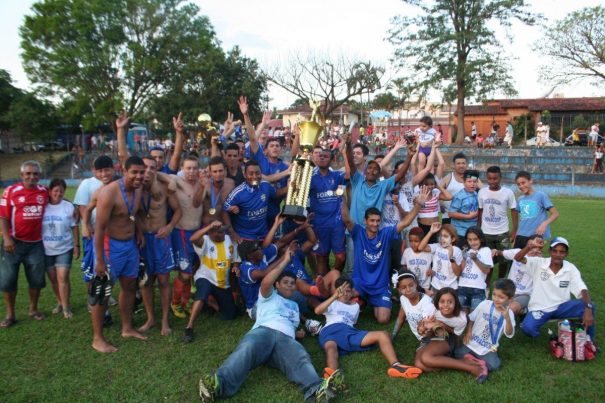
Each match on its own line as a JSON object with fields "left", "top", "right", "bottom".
{"left": 418, "top": 222, "right": 440, "bottom": 252}
{"left": 260, "top": 249, "right": 292, "bottom": 298}
{"left": 341, "top": 195, "right": 355, "bottom": 232}
{"left": 396, "top": 186, "right": 429, "bottom": 233}
{"left": 379, "top": 137, "right": 406, "bottom": 171}
{"left": 314, "top": 281, "right": 348, "bottom": 315}
{"left": 343, "top": 133, "right": 355, "bottom": 179}
{"left": 190, "top": 220, "right": 221, "bottom": 247}
{"left": 168, "top": 112, "right": 185, "bottom": 172}
{"left": 411, "top": 144, "right": 435, "bottom": 185}
{"left": 116, "top": 111, "right": 130, "bottom": 169}
{"left": 263, "top": 214, "right": 286, "bottom": 249}
{"left": 238, "top": 96, "right": 257, "bottom": 154}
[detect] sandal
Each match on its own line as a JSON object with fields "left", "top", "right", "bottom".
{"left": 0, "top": 317, "right": 17, "bottom": 328}
{"left": 63, "top": 308, "right": 74, "bottom": 319}
{"left": 52, "top": 304, "right": 63, "bottom": 315}
{"left": 29, "top": 311, "right": 45, "bottom": 321}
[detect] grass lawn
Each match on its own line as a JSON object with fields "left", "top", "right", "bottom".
{"left": 0, "top": 195, "right": 603, "bottom": 402}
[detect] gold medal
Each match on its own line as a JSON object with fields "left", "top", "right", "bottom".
{"left": 129, "top": 215, "right": 135, "bottom": 222}
{"left": 209, "top": 208, "right": 216, "bottom": 215}
{"left": 335, "top": 186, "right": 344, "bottom": 196}
{"left": 146, "top": 214, "right": 151, "bottom": 219}
{"left": 490, "top": 345, "right": 498, "bottom": 353}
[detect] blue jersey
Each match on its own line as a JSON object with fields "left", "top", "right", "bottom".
{"left": 161, "top": 164, "right": 177, "bottom": 175}
{"left": 516, "top": 191, "right": 554, "bottom": 238}
{"left": 309, "top": 168, "right": 345, "bottom": 227}
{"left": 284, "top": 250, "right": 313, "bottom": 284}
{"left": 223, "top": 181, "right": 276, "bottom": 240}
{"left": 239, "top": 260, "right": 266, "bottom": 309}
{"left": 250, "top": 146, "right": 288, "bottom": 220}
{"left": 351, "top": 223, "right": 399, "bottom": 292}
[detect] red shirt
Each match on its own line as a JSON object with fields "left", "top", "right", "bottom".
{"left": 0, "top": 183, "right": 48, "bottom": 242}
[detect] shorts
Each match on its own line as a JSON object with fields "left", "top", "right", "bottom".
{"left": 103, "top": 236, "right": 139, "bottom": 279}
{"left": 80, "top": 236, "right": 96, "bottom": 282}
{"left": 457, "top": 286, "right": 486, "bottom": 311}
{"left": 171, "top": 228, "right": 199, "bottom": 274}
{"left": 45, "top": 250, "right": 74, "bottom": 271}
{"left": 319, "top": 323, "right": 373, "bottom": 355}
{"left": 194, "top": 277, "right": 236, "bottom": 320}
{"left": 141, "top": 232, "right": 175, "bottom": 276}
{"left": 313, "top": 224, "right": 346, "bottom": 256}
{"left": 419, "top": 334, "right": 459, "bottom": 356}
{"left": 419, "top": 146, "right": 432, "bottom": 157}
{"left": 0, "top": 239, "right": 46, "bottom": 292}
{"left": 353, "top": 282, "right": 392, "bottom": 308}
{"left": 513, "top": 294, "right": 530, "bottom": 311}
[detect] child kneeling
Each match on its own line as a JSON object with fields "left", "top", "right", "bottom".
{"left": 315, "top": 277, "right": 422, "bottom": 382}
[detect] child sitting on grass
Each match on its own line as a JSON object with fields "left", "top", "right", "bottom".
{"left": 400, "top": 227, "right": 433, "bottom": 294}
{"left": 454, "top": 279, "right": 516, "bottom": 375}
{"left": 315, "top": 277, "right": 423, "bottom": 385}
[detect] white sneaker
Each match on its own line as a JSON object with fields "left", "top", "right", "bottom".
{"left": 305, "top": 319, "right": 324, "bottom": 336}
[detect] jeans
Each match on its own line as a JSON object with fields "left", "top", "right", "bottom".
{"left": 522, "top": 299, "right": 596, "bottom": 340}
{"left": 457, "top": 286, "right": 486, "bottom": 312}
{"left": 0, "top": 240, "right": 46, "bottom": 292}
{"left": 216, "top": 326, "right": 323, "bottom": 400}
{"left": 454, "top": 344, "right": 502, "bottom": 371}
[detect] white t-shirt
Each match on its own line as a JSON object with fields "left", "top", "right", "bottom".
{"left": 523, "top": 257, "right": 587, "bottom": 313}
{"left": 253, "top": 288, "right": 299, "bottom": 339}
{"left": 415, "top": 127, "right": 436, "bottom": 144}
{"left": 466, "top": 300, "right": 515, "bottom": 356}
{"left": 399, "top": 182, "right": 417, "bottom": 229}
{"left": 42, "top": 200, "right": 77, "bottom": 256}
{"left": 503, "top": 249, "right": 533, "bottom": 295}
{"left": 192, "top": 235, "right": 240, "bottom": 289}
{"left": 73, "top": 177, "right": 102, "bottom": 227}
{"left": 477, "top": 187, "right": 517, "bottom": 235}
{"left": 429, "top": 243, "right": 462, "bottom": 290}
{"left": 323, "top": 300, "right": 360, "bottom": 328}
{"left": 400, "top": 294, "right": 435, "bottom": 340}
{"left": 401, "top": 248, "right": 433, "bottom": 290}
{"left": 435, "top": 311, "right": 467, "bottom": 335}
{"left": 458, "top": 247, "right": 493, "bottom": 290}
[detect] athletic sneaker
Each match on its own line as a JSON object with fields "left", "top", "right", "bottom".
{"left": 323, "top": 367, "right": 348, "bottom": 393}
{"left": 183, "top": 327, "right": 194, "bottom": 343}
{"left": 387, "top": 363, "right": 423, "bottom": 379}
{"left": 314, "top": 368, "right": 339, "bottom": 402}
{"left": 305, "top": 319, "right": 324, "bottom": 336}
{"left": 171, "top": 303, "right": 186, "bottom": 319}
{"left": 199, "top": 373, "right": 220, "bottom": 402}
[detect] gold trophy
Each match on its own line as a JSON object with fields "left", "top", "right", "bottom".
{"left": 283, "top": 101, "right": 323, "bottom": 220}
{"left": 197, "top": 113, "right": 216, "bottom": 147}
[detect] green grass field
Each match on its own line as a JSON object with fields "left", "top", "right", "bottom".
{"left": 0, "top": 195, "right": 603, "bottom": 402}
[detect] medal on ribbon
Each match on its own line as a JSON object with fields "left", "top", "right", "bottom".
{"left": 119, "top": 179, "right": 136, "bottom": 222}
{"left": 141, "top": 191, "right": 152, "bottom": 219}
{"left": 488, "top": 303, "right": 504, "bottom": 353}
{"left": 209, "top": 180, "right": 218, "bottom": 215}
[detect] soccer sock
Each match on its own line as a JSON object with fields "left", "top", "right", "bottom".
{"left": 172, "top": 277, "right": 183, "bottom": 306}
{"left": 181, "top": 279, "right": 191, "bottom": 306}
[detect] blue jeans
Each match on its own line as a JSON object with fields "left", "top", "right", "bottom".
{"left": 522, "top": 300, "right": 596, "bottom": 339}
{"left": 457, "top": 286, "right": 486, "bottom": 311}
{"left": 454, "top": 344, "right": 501, "bottom": 371}
{"left": 216, "top": 326, "right": 323, "bottom": 400}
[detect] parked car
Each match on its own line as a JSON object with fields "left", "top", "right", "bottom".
{"left": 44, "top": 140, "right": 69, "bottom": 150}
{"left": 526, "top": 136, "right": 561, "bottom": 147}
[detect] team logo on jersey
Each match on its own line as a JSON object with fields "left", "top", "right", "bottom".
{"left": 210, "top": 246, "right": 215, "bottom": 253}
{"left": 260, "top": 194, "right": 266, "bottom": 201}
{"left": 539, "top": 270, "right": 550, "bottom": 281}
{"left": 376, "top": 241, "right": 382, "bottom": 248}
{"left": 36, "top": 195, "right": 45, "bottom": 204}
{"left": 18, "top": 196, "right": 25, "bottom": 203}
{"left": 229, "top": 245, "right": 234, "bottom": 254}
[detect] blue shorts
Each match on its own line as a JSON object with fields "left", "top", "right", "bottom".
{"left": 142, "top": 233, "right": 175, "bottom": 276}
{"left": 419, "top": 146, "right": 432, "bottom": 157}
{"left": 45, "top": 250, "right": 74, "bottom": 271}
{"left": 457, "top": 286, "right": 486, "bottom": 311}
{"left": 103, "top": 236, "right": 139, "bottom": 279}
{"left": 313, "top": 224, "right": 346, "bottom": 256}
{"left": 319, "top": 323, "right": 373, "bottom": 355}
{"left": 194, "top": 278, "right": 236, "bottom": 320}
{"left": 80, "top": 236, "right": 96, "bottom": 282}
{"left": 171, "top": 228, "right": 198, "bottom": 274}
{"left": 353, "top": 282, "right": 392, "bottom": 308}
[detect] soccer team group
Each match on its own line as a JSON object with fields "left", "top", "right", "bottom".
{"left": 0, "top": 97, "right": 597, "bottom": 402}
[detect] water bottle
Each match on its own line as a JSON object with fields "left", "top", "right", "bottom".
{"left": 560, "top": 319, "right": 571, "bottom": 332}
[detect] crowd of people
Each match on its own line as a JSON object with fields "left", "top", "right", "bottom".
{"left": 0, "top": 96, "right": 597, "bottom": 402}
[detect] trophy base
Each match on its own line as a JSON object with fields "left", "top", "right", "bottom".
{"left": 282, "top": 204, "right": 308, "bottom": 221}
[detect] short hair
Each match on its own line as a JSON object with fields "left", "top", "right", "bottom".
{"left": 209, "top": 156, "right": 226, "bottom": 168}
{"left": 353, "top": 143, "right": 369, "bottom": 156}
{"left": 334, "top": 276, "right": 353, "bottom": 289}
{"left": 367, "top": 160, "right": 382, "bottom": 172}
{"left": 433, "top": 287, "right": 462, "bottom": 316}
{"left": 20, "top": 160, "right": 41, "bottom": 173}
{"left": 225, "top": 143, "right": 240, "bottom": 153}
{"left": 420, "top": 173, "right": 436, "bottom": 186}
{"left": 275, "top": 271, "right": 296, "bottom": 285}
{"left": 374, "top": 154, "right": 385, "bottom": 160}
{"left": 244, "top": 159, "right": 260, "bottom": 172}
{"left": 93, "top": 155, "right": 114, "bottom": 170}
{"left": 49, "top": 178, "right": 67, "bottom": 190}
{"left": 364, "top": 207, "right": 381, "bottom": 219}
{"left": 266, "top": 137, "right": 280, "bottom": 147}
{"left": 486, "top": 166, "right": 501, "bottom": 175}
{"left": 393, "top": 159, "right": 405, "bottom": 171}
{"left": 464, "top": 226, "right": 487, "bottom": 248}
{"left": 149, "top": 146, "right": 164, "bottom": 154}
{"left": 142, "top": 155, "right": 157, "bottom": 165}
{"left": 515, "top": 171, "right": 531, "bottom": 181}
{"left": 419, "top": 116, "right": 433, "bottom": 127}
{"left": 408, "top": 227, "right": 425, "bottom": 239}
{"left": 493, "top": 279, "right": 516, "bottom": 298}
{"left": 124, "top": 156, "right": 145, "bottom": 170}
{"left": 182, "top": 154, "right": 199, "bottom": 166}
{"left": 452, "top": 152, "right": 467, "bottom": 163}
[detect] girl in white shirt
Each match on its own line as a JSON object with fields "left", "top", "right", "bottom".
{"left": 391, "top": 270, "right": 435, "bottom": 341}
{"left": 458, "top": 227, "right": 493, "bottom": 313}
{"left": 417, "top": 222, "right": 463, "bottom": 292}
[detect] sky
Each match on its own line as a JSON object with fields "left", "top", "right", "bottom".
{"left": 1, "top": 0, "right": 604, "bottom": 110}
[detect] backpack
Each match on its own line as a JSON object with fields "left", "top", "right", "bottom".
{"left": 550, "top": 320, "right": 596, "bottom": 362}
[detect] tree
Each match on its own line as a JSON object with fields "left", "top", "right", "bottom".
{"left": 267, "top": 52, "right": 384, "bottom": 122}
{"left": 388, "top": 0, "right": 536, "bottom": 143}
{"left": 372, "top": 92, "right": 398, "bottom": 110}
{"left": 0, "top": 70, "right": 22, "bottom": 131}
{"left": 20, "top": 0, "right": 266, "bottom": 130}
{"left": 536, "top": 6, "right": 605, "bottom": 88}
{"left": 4, "top": 93, "right": 58, "bottom": 142}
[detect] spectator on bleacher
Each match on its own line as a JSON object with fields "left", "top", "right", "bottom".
{"left": 588, "top": 122, "right": 599, "bottom": 147}
{"left": 591, "top": 145, "right": 603, "bottom": 174}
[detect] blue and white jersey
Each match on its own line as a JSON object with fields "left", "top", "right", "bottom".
{"left": 309, "top": 168, "right": 345, "bottom": 227}
{"left": 351, "top": 224, "right": 399, "bottom": 292}
{"left": 223, "top": 181, "right": 276, "bottom": 240}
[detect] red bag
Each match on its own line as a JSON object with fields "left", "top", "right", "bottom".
{"left": 556, "top": 321, "right": 596, "bottom": 362}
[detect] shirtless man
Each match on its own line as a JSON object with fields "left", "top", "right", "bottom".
{"left": 92, "top": 155, "right": 146, "bottom": 352}
{"left": 168, "top": 155, "right": 205, "bottom": 317}
{"left": 137, "top": 156, "right": 182, "bottom": 335}
{"left": 198, "top": 156, "right": 235, "bottom": 228}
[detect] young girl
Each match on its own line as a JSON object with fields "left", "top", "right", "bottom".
{"left": 414, "top": 288, "right": 488, "bottom": 384}
{"left": 315, "top": 277, "right": 422, "bottom": 382}
{"left": 415, "top": 174, "right": 452, "bottom": 243}
{"left": 454, "top": 279, "right": 516, "bottom": 374}
{"left": 417, "top": 222, "right": 463, "bottom": 292}
{"left": 415, "top": 116, "right": 437, "bottom": 171}
{"left": 458, "top": 227, "right": 493, "bottom": 313}
{"left": 391, "top": 270, "right": 435, "bottom": 341}
{"left": 400, "top": 228, "right": 433, "bottom": 293}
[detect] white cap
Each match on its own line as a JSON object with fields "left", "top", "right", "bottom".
{"left": 550, "top": 237, "right": 569, "bottom": 249}
{"left": 538, "top": 121, "right": 543, "bottom": 125}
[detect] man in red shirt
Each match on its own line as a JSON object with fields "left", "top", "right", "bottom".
{"left": 0, "top": 160, "right": 49, "bottom": 327}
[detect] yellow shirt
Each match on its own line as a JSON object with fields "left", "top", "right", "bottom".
{"left": 193, "top": 235, "right": 240, "bottom": 289}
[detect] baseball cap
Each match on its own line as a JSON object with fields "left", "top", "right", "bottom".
{"left": 550, "top": 237, "right": 569, "bottom": 249}
{"left": 93, "top": 155, "right": 114, "bottom": 170}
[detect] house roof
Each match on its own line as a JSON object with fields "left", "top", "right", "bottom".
{"left": 481, "top": 97, "right": 605, "bottom": 112}
{"left": 459, "top": 105, "right": 508, "bottom": 116}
